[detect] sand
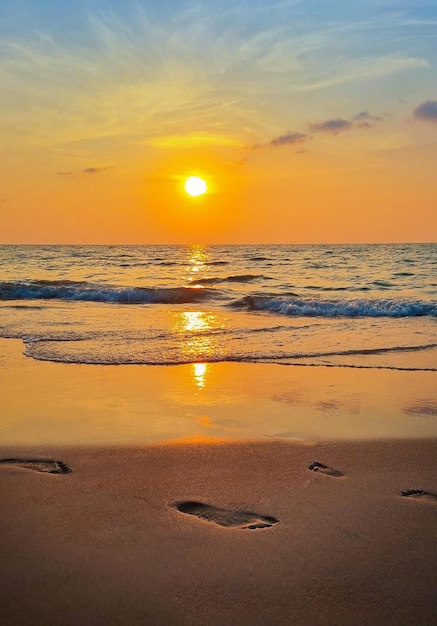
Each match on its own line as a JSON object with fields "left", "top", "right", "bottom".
{"left": 1, "top": 439, "right": 436, "bottom": 626}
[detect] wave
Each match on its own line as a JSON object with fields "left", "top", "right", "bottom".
{"left": 230, "top": 295, "right": 437, "bottom": 318}
{"left": 371, "top": 280, "right": 394, "bottom": 288}
{"left": 302, "top": 285, "right": 349, "bottom": 291}
{"left": 194, "top": 274, "right": 271, "bottom": 285}
{"left": 21, "top": 338, "right": 437, "bottom": 371}
{"left": 0, "top": 280, "right": 219, "bottom": 305}
{"left": 119, "top": 262, "right": 151, "bottom": 268}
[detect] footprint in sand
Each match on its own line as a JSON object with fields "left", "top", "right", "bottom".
{"left": 174, "top": 501, "right": 278, "bottom": 530}
{"left": 401, "top": 489, "right": 437, "bottom": 503}
{"left": 309, "top": 461, "right": 343, "bottom": 477}
{"left": 0, "top": 458, "right": 71, "bottom": 474}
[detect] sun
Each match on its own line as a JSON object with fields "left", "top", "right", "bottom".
{"left": 185, "top": 176, "right": 208, "bottom": 197}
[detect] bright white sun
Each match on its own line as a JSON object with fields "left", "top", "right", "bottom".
{"left": 185, "top": 176, "right": 208, "bottom": 197}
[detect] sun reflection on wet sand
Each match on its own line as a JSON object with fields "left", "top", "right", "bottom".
{"left": 193, "top": 363, "right": 208, "bottom": 389}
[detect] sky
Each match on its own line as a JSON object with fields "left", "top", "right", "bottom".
{"left": 1, "top": 0, "right": 437, "bottom": 244}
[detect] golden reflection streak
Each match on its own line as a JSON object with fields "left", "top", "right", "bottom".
{"left": 174, "top": 310, "right": 215, "bottom": 388}
{"left": 186, "top": 244, "right": 208, "bottom": 282}
{"left": 172, "top": 246, "right": 224, "bottom": 389}
{"left": 183, "top": 311, "right": 209, "bottom": 332}
{"left": 193, "top": 363, "right": 207, "bottom": 389}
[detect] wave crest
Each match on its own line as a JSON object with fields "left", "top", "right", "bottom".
{"left": 0, "top": 280, "right": 218, "bottom": 305}
{"left": 194, "top": 274, "right": 271, "bottom": 285}
{"left": 230, "top": 295, "right": 437, "bottom": 318}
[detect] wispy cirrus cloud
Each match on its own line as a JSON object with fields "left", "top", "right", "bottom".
{"left": 149, "top": 132, "right": 246, "bottom": 149}
{"left": 0, "top": 1, "right": 432, "bottom": 163}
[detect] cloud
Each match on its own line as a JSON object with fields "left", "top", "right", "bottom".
{"left": 413, "top": 100, "right": 437, "bottom": 124}
{"left": 56, "top": 166, "right": 112, "bottom": 176}
{"left": 0, "top": 3, "right": 425, "bottom": 163}
{"left": 295, "top": 56, "right": 429, "bottom": 93}
{"left": 310, "top": 111, "right": 382, "bottom": 134}
{"left": 310, "top": 118, "right": 352, "bottom": 134}
{"left": 270, "top": 131, "right": 308, "bottom": 146}
{"left": 353, "top": 111, "right": 383, "bottom": 126}
{"left": 149, "top": 132, "right": 244, "bottom": 149}
{"left": 82, "top": 166, "right": 112, "bottom": 174}
{"left": 261, "top": 108, "right": 382, "bottom": 157}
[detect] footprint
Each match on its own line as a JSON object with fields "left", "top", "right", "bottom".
{"left": 309, "top": 461, "right": 343, "bottom": 477}
{"left": 401, "top": 489, "right": 437, "bottom": 503}
{"left": 174, "top": 501, "right": 278, "bottom": 530}
{"left": 0, "top": 458, "right": 71, "bottom": 474}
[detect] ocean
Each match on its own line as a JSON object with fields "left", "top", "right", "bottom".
{"left": 0, "top": 243, "right": 436, "bottom": 371}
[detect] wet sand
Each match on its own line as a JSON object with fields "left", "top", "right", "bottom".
{"left": 1, "top": 439, "right": 436, "bottom": 625}
{"left": 2, "top": 338, "right": 437, "bottom": 445}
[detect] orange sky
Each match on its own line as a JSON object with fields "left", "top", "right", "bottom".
{"left": 1, "top": 1, "right": 437, "bottom": 244}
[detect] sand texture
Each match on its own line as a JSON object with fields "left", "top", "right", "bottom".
{"left": 1, "top": 439, "right": 436, "bottom": 625}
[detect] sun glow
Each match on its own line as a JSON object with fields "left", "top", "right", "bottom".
{"left": 184, "top": 176, "right": 208, "bottom": 197}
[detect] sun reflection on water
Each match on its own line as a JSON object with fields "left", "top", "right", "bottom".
{"left": 182, "top": 311, "right": 209, "bottom": 332}
{"left": 170, "top": 246, "right": 225, "bottom": 389}
{"left": 186, "top": 245, "right": 208, "bottom": 282}
{"left": 171, "top": 310, "right": 223, "bottom": 388}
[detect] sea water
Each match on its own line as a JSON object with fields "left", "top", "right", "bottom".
{"left": 0, "top": 243, "right": 436, "bottom": 370}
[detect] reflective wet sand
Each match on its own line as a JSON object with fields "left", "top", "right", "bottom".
{"left": 1, "top": 338, "right": 436, "bottom": 445}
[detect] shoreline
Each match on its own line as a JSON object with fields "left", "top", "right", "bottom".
{"left": 2, "top": 337, "right": 437, "bottom": 445}
{"left": 1, "top": 438, "right": 436, "bottom": 625}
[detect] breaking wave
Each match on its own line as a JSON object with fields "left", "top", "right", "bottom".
{"left": 0, "top": 280, "right": 220, "bottom": 305}
{"left": 194, "top": 274, "right": 271, "bottom": 285}
{"left": 231, "top": 295, "right": 437, "bottom": 318}
{"left": 21, "top": 337, "right": 437, "bottom": 370}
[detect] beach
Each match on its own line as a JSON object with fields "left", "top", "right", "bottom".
{"left": 1, "top": 439, "right": 436, "bottom": 625}
{"left": 1, "top": 338, "right": 437, "bottom": 625}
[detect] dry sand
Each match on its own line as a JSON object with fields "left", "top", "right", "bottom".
{"left": 1, "top": 439, "right": 436, "bottom": 625}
